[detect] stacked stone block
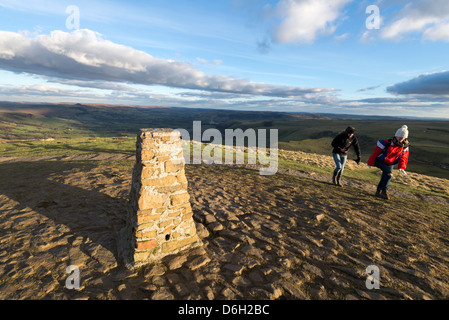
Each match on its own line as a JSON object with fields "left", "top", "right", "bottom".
{"left": 122, "top": 128, "right": 201, "bottom": 268}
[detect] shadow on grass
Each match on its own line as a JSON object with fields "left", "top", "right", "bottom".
{"left": 42, "top": 143, "right": 134, "bottom": 156}
{"left": 1, "top": 138, "right": 135, "bottom": 157}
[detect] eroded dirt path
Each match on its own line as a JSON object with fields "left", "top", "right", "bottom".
{"left": 0, "top": 158, "right": 448, "bottom": 300}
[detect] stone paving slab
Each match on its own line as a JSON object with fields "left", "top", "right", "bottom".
{"left": 0, "top": 160, "right": 449, "bottom": 300}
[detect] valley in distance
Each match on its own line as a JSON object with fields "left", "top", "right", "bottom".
{"left": 0, "top": 101, "right": 448, "bottom": 303}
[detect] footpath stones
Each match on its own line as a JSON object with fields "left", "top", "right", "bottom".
{"left": 2, "top": 151, "right": 449, "bottom": 300}
{"left": 120, "top": 129, "right": 202, "bottom": 268}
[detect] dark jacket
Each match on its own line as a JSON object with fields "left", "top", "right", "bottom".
{"left": 331, "top": 132, "right": 361, "bottom": 157}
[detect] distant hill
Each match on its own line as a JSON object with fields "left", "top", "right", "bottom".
{"left": 0, "top": 101, "right": 448, "bottom": 179}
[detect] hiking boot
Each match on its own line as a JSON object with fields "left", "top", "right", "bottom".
{"left": 375, "top": 190, "right": 382, "bottom": 198}
{"left": 332, "top": 172, "right": 337, "bottom": 185}
{"left": 379, "top": 189, "right": 389, "bottom": 200}
{"left": 336, "top": 172, "right": 343, "bottom": 187}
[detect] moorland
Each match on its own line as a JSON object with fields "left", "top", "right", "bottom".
{"left": 1, "top": 101, "right": 448, "bottom": 179}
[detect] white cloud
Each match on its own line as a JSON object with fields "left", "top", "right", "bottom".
{"left": 0, "top": 84, "right": 109, "bottom": 103}
{"left": 357, "top": 85, "right": 382, "bottom": 92}
{"left": 0, "top": 29, "right": 335, "bottom": 99}
{"left": 270, "top": 0, "right": 352, "bottom": 44}
{"left": 422, "top": 22, "right": 449, "bottom": 41}
{"left": 334, "top": 33, "right": 349, "bottom": 42}
{"left": 387, "top": 70, "right": 449, "bottom": 95}
{"left": 381, "top": 0, "right": 449, "bottom": 41}
{"left": 382, "top": 16, "right": 437, "bottom": 40}
{"left": 196, "top": 57, "right": 223, "bottom": 66}
{"left": 360, "top": 31, "right": 375, "bottom": 43}
{"left": 45, "top": 78, "right": 136, "bottom": 91}
{"left": 0, "top": 84, "right": 82, "bottom": 96}
{"left": 0, "top": 82, "right": 197, "bottom": 106}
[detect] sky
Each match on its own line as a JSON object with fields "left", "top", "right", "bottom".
{"left": 1, "top": 0, "right": 449, "bottom": 118}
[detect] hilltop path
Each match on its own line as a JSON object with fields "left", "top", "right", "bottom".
{"left": 0, "top": 152, "right": 449, "bottom": 300}
{"left": 1, "top": 150, "right": 448, "bottom": 205}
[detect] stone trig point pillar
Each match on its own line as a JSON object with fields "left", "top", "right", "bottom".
{"left": 120, "top": 128, "right": 202, "bottom": 269}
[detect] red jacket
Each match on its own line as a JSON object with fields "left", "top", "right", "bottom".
{"left": 368, "top": 139, "right": 409, "bottom": 170}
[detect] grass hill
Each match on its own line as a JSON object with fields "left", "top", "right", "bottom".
{"left": 1, "top": 101, "right": 449, "bottom": 179}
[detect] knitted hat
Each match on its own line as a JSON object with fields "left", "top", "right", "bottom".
{"left": 345, "top": 126, "right": 356, "bottom": 134}
{"left": 395, "top": 125, "right": 409, "bottom": 138}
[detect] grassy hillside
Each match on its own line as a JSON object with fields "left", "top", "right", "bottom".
{"left": 0, "top": 102, "right": 300, "bottom": 140}
{"left": 0, "top": 137, "right": 135, "bottom": 157}
{"left": 1, "top": 102, "right": 448, "bottom": 179}
{"left": 1, "top": 136, "right": 448, "bottom": 203}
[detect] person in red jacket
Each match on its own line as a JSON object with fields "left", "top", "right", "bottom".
{"left": 368, "top": 125, "right": 410, "bottom": 199}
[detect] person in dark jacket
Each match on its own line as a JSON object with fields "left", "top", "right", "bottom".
{"left": 368, "top": 125, "right": 410, "bottom": 200}
{"left": 331, "top": 126, "right": 361, "bottom": 187}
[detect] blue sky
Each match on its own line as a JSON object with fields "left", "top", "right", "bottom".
{"left": 1, "top": 0, "right": 449, "bottom": 118}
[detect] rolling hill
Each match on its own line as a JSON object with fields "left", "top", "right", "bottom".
{"left": 1, "top": 101, "right": 448, "bottom": 179}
